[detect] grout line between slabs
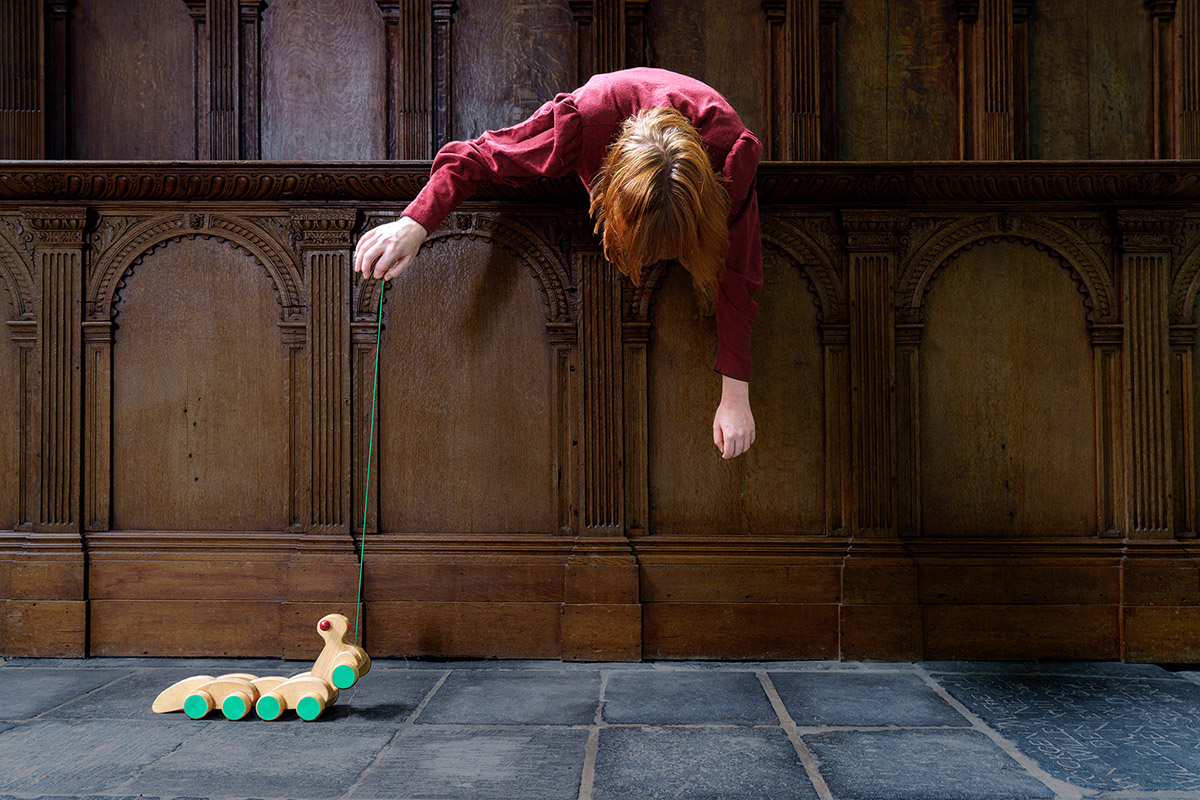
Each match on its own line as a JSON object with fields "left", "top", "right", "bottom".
{"left": 576, "top": 670, "right": 608, "bottom": 800}
{"left": 913, "top": 665, "right": 1093, "bottom": 800}
{"left": 757, "top": 671, "right": 834, "bottom": 800}
{"left": 340, "top": 669, "right": 454, "bottom": 800}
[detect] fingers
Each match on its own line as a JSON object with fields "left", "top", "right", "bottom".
{"left": 353, "top": 228, "right": 380, "bottom": 275}
{"left": 713, "top": 418, "right": 724, "bottom": 455}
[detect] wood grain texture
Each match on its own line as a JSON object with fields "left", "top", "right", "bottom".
{"left": 922, "top": 604, "right": 1119, "bottom": 660}
{"left": 69, "top": 0, "right": 195, "bottom": 159}
{"left": 840, "top": 604, "right": 922, "bottom": 660}
{"left": 5, "top": 600, "right": 86, "bottom": 657}
{"left": 917, "top": 564, "right": 1120, "bottom": 605}
{"left": 363, "top": 562, "right": 565, "bottom": 602}
{"left": 1124, "top": 605, "right": 1200, "bottom": 661}
{"left": 561, "top": 603, "right": 641, "bottom": 661}
{"left": 835, "top": 0, "right": 887, "bottom": 159}
{"left": 887, "top": 0, "right": 958, "bottom": 159}
{"left": 640, "top": 564, "right": 841, "bottom": 603}
{"left": 1027, "top": 0, "right": 1090, "bottom": 158}
{"left": 452, "top": 0, "right": 575, "bottom": 140}
{"left": 643, "top": 602, "right": 840, "bottom": 660}
{"left": 365, "top": 600, "right": 562, "bottom": 658}
{"left": 647, "top": 255, "right": 824, "bottom": 535}
{"left": 90, "top": 599, "right": 282, "bottom": 657}
{"left": 260, "top": 0, "right": 386, "bottom": 159}
{"left": 1087, "top": 0, "right": 1153, "bottom": 158}
{"left": 920, "top": 241, "right": 1097, "bottom": 536}
{"left": 10, "top": 561, "right": 84, "bottom": 601}
{"left": 111, "top": 236, "right": 289, "bottom": 531}
{"left": 643, "top": 0, "right": 767, "bottom": 141}
{"left": 378, "top": 235, "right": 555, "bottom": 534}
{"left": 0, "top": 286, "right": 17, "bottom": 529}
{"left": 88, "top": 559, "right": 289, "bottom": 601}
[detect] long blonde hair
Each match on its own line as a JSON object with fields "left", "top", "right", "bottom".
{"left": 589, "top": 107, "right": 730, "bottom": 304}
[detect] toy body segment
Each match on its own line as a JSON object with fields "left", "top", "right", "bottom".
{"left": 152, "top": 614, "right": 368, "bottom": 721}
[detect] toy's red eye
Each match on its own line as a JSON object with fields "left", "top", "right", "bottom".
{"left": 319, "top": 620, "right": 331, "bottom": 631}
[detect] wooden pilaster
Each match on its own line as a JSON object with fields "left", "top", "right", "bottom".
{"left": 378, "top": 0, "right": 433, "bottom": 159}
{"left": 1119, "top": 210, "right": 1181, "bottom": 538}
{"left": 294, "top": 209, "right": 356, "bottom": 535}
{"left": 955, "top": 0, "right": 1029, "bottom": 159}
{"left": 844, "top": 211, "right": 905, "bottom": 538}
{"left": 431, "top": 0, "right": 457, "bottom": 150}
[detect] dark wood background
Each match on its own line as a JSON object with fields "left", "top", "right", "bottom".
{"left": 2, "top": 0, "right": 1200, "bottom": 662}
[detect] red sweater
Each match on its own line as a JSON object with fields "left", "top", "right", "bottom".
{"left": 401, "top": 67, "right": 763, "bottom": 382}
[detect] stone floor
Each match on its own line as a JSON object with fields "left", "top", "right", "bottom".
{"left": 1, "top": 657, "right": 1199, "bottom": 800}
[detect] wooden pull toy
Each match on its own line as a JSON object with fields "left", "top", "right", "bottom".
{"left": 152, "top": 613, "right": 370, "bottom": 721}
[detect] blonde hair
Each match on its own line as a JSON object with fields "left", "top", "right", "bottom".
{"left": 589, "top": 107, "right": 730, "bottom": 304}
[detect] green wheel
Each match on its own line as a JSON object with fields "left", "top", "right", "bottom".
{"left": 184, "top": 693, "right": 212, "bottom": 720}
{"left": 221, "top": 693, "right": 249, "bottom": 720}
{"left": 256, "top": 694, "right": 282, "bottom": 721}
{"left": 296, "top": 695, "right": 323, "bottom": 721}
{"left": 332, "top": 664, "right": 358, "bottom": 690}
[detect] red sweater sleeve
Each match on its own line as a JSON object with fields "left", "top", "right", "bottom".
{"left": 713, "top": 129, "right": 764, "bottom": 383}
{"left": 401, "top": 94, "right": 583, "bottom": 233}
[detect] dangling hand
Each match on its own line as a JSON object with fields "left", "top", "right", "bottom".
{"left": 713, "top": 375, "right": 755, "bottom": 459}
{"left": 353, "top": 216, "right": 428, "bottom": 281}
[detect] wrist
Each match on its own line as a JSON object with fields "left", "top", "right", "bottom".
{"left": 720, "top": 374, "right": 750, "bottom": 405}
{"left": 400, "top": 214, "right": 429, "bottom": 238}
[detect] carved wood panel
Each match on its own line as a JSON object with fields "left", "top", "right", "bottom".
{"left": 376, "top": 230, "right": 558, "bottom": 534}
{"left": 69, "top": 0, "right": 195, "bottom": 159}
{"left": 919, "top": 240, "right": 1098, "bottom": 536}
{"left": 111, "top": 236, "right": 290, "bottom": 531}
{"left": 260, "top": 0, "right": 386, "bottom": 159}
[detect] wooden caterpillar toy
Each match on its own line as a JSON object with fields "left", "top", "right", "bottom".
{"left": 152, "top": 613, "right": 371, "bottom": 722}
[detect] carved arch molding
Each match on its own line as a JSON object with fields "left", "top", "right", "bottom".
{"left": 354, "top": 211, "right": 576, "bottom": 326}
{"left": 896, "top": 212, "right": 1117, "bottom": 326}
{"left": 89, "top": 212, "right": 305, "bottom": 330}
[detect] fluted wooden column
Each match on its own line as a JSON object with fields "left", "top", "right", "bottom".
{"left": 10, "top": 206, "right": 87, "bottom": 657}
{"left": 1147, "top": 0, "right": 1180, "bottom": 158}
{"left": 431, "top": 0, "right": 456, "bottom": 149}
{"left": 762, "top": 0, "right": 841, "bottom": 160}
{"left": 844, "top": 211, "right": 905, "bottom": 538}
{"left": 821, "top": 322, "right": 850, "bottom": 534}
{"left": 184, "top": 0, "right": 265, "bottom": 159}
{"left": 1119, "top": 210, "right": 1181, "bottom": 538}
{"left": 295, "top": 210, "right": 355, "bottom": 535}
{"left": 378, "top": 0, "right": 432, "bottom": 158}
{"left": 955, "top": 0, "right": 1029, "bottom": 159}
{"left": 1, "top": 0, "right": 70, "bottom": 159}
{"left": 561, "top": 242, "right": 639, "bottom": 661}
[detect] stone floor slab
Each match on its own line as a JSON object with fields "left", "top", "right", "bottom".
{"left": 922, "top": 660, "right": 1173, "bottom": 679}
{"left": 0, "top": 719, "right": 202, "bottom": 795}
{"left": 298, "top": 667, "right": 445, "bottom": 724}
{"left": 0, "top": 668, "right": 130, "bottom": 720}
{"left": 938, "top": 673, "right": 1200, "bottom": 792}
{"left": 417, "top": 670, "right": 600, "bottom": 725}
{"left": 593, "top": 726, "right": 819, "bottom": 800}
{"left": 121, "top": 721, "right": 396, "bottom": 798}
{"left": 603, "top": 670, "right": 777, "bottom": 725}
{"left": 770, "top": 671, "right": 969, "bottom": 727}
{"left": 805, "top": 729, "right": 1056, "bottom": 800}
{"left": 348, "top": 725, "right": 589, "bottom": 800}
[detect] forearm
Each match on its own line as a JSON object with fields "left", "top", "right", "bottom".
{"left": 720, "top": 373, "right": 750, "bottom": 406}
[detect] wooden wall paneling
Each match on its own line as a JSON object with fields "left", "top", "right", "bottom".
{"left": 1170, "top": 324, "right": 1195, "bottom": 536}
{"left": 896, "top": 323, "right": 922, "bottom": 535}
{"left": 843, "top": 211, "right": 904, "bottom": 538}
{"left": 790, "top": 0, "right": 819, "bottom": 160}
{"left": 107, "top": 220, "right": 296, "bottom": 532}
{"left": 817, "top": 1, "right": 842, "bottom": 161}
{"left": 1090, "top": 0, "right": 1154, "bottom": 158}
{"left": 623, "top": 310, "right": 648, "bottom": 537}
{"left": 376, "top": 214, "right": 560, "bottom": 534}
{"left": 761, "top": 0, "right": 839, "bottom": 160}
{"left": 1147, "top": 0, "right": 1180, "bottom": 158}
{"left": 239, "top": 0, "right": 265, "bottom": 159}
{"left": 562, "top": 234, "right": 640, "bottom": 661}
{"left": 24, "top": 206, "right": 85, "bottom": 534}
{"left": 833, "top": 0, "right": 886, "bottom": 159}
{"left": 432, "top": 0, "right": 456, "bottom": 149}
{"left": 908, "top": 218, "right": 1102, "bottom": 537}
{"left": 1181, "top": 0, "right": 1200, "bottom": 157}
{"left": 1119, "top": 210, "right": 1182, "bottom": 537}
{"left": 1011, "top": 0, "right": 1032, "bottom": 159}
{"left": 208, "top": 0, "right": 240, "bottom": 159}
{"left": 90, "top": 599, "right": 282, "bottom": 657}
{"left": 762, "top": 0, "right": 786, "bottom": 160}
{"left": 261, "top": 0, "right": 386, "bottom": 160}
{"left": 0, "top": 219, "right": 35, "bottom": 531}
{"left": 452, "top": 0, "right": 573, "bottom": 141}
{"left": 1025, "top": 0, "right": 1089, "bottom": 158}
{"left": 351, "top": 272, "right": 382, "bottom": 539}
{"left": 44, "top": 1, "right": 69, "bottom": 158}
{"left": 185, "top": 1, "right": 209, "bottom": 160}
{"left": 0, "top": 0, "right": 43, "bottom": 159}
{"left": 81, "top": 320, "right": 110, "bottom": 532}
{"left": 625, "top": 0, "right": 648, "bottom": 68}
{"left": 294, "top": 209, "right": 355, "bottom": 535}
{"left": 570, "top": 0, "right": 595, "bottom": 84}
{"left": 887, "top": 0, "right": 958, "bottom": 160}
{"left": 955, "top": 0, "right": 1017, "bottom": 159}
{"left": 594, "top": 0, "right": 625, "bottom": 75}
{"left": 378, "top": 0, "right": 432, "bottom": 159}
{"left": 70, "top": 0, "right": 194, "bottom": 159}
{"left": 1094, "top": 324, "right": 1126, "bottom": 536}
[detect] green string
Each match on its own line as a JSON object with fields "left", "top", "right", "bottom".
{"left": 355, "top": 277, "right": 385, "bottom": 648}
